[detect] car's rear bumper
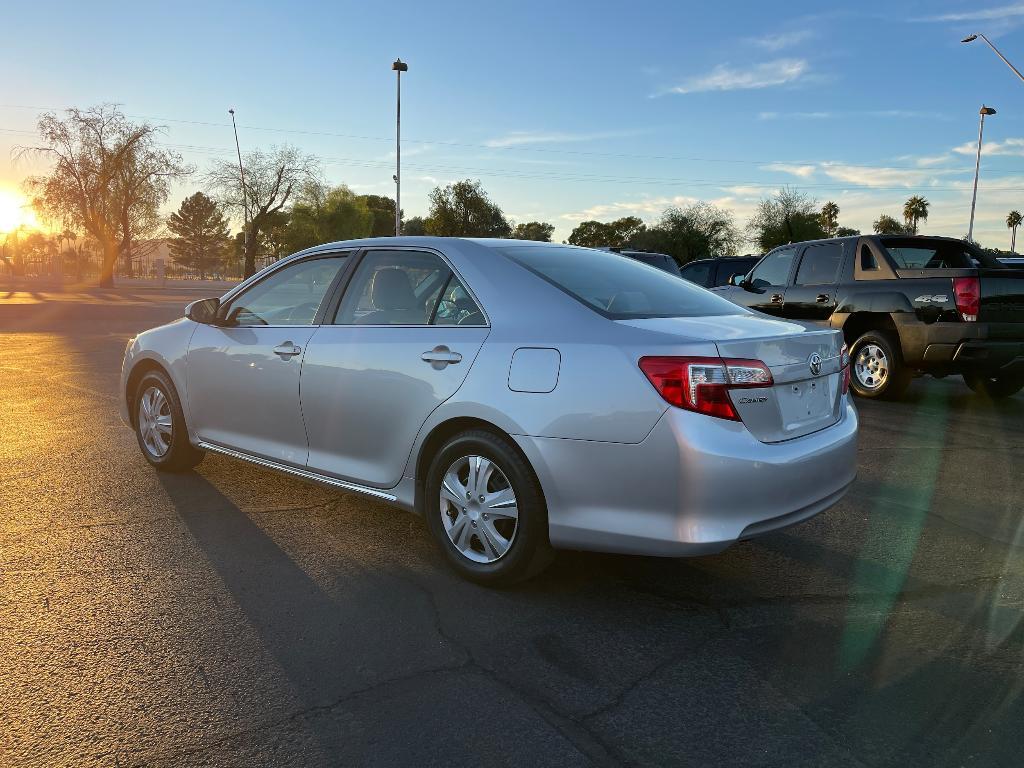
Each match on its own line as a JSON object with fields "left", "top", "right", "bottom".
{"left": 514, "top": 400, "right": 858, "bottom": 557}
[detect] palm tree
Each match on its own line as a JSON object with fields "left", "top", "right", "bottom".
{"left": 903, "top": 196, "right": 929, "bottom": 234}
{"left": 1007, "top": 210, "right": 1022, "bottom": 253}
{"left": 819, "top": 201, "right": 840, "bottom": 237}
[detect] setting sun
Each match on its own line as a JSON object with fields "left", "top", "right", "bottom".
{"left": 0, "top": 188, "right": 38, "bottom": 233}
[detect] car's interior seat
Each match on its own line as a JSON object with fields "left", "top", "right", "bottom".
{"left": 357, "top": 268, "right": 421, "bottom": 324}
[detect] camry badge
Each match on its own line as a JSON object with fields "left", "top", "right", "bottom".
{"left": 808, "top": 353, "right": 822, "bottom": 376}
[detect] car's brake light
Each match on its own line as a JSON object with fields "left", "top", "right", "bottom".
{"left": 953, "top": 276, "right": 980, "bottom": 322}
{"left": 639, "top": 356, "right": 773, "bottom": 420}
{"left": 840, "top": 343, "right": 851, "bottom": 395}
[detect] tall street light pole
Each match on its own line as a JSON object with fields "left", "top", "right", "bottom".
{"left": 392, "top": 58, "right": 408, "bottom": 237}
{"left": 228, "top": 108, "right": 250, "bottom": 273}
{"left": 968, "top": 105, "right": 997, "bottom": 244}
{"left": 962, "top": 34, "right": 1024, "bottom": 84}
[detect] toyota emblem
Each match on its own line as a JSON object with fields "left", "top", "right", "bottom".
{"left": 808, "top": 353, "right": 823, "bottom": 376}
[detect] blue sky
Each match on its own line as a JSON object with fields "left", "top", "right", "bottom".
{"left": 4, "top": 0, "right": 1024, "bottom": 248}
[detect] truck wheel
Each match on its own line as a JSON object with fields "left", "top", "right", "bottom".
{"left": 963, "top": 373, "right": 1024, "bottom": 399}
{"left": 849, "top": 331, "right": 911, "bottom": 400}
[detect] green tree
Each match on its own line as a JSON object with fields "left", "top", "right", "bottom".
{"left": 633, "top": 202, "right": 740, "bottom": 264}
{"left": 819, "top": 201, "right": 840, "bottom": 237}
{"left": 512, "top": 221, "right": 555, "bottom": 241}
{"left": 167, "top": 192, "right": 230, "bottom": 279}
{"left": 835, "top": 226, "right": 861, "bottom": 236}
{"left": 747, "top": 187, "right": 826, "bottom": 251}
{"left": 404, "top": 216, "right": 427, "bottom": 236}
{"left": 361, "top": 194, "right": 398, "bottom": 237}
{"left": 282, "top": 182, "right": 372, "bottom": 253}
{"left": 425, "top": 180, "right": 512, "bottom": 237}
{"left": 1007, "top": 210, "right": 1022, "bottom": 252}
{"left": 873, "top": 214, "right": 906, "bottom": 234}
{"left": 567, "top": 216, "right": 645, "bottom": 248}
{"left": 903, "top": 195, "right": 929, "bottom": 234}
{"left": 21, "top": 105, "right": 187, "bottom": 287}
{"left": 207, "top": 145, "right": 319, "bottom": 278}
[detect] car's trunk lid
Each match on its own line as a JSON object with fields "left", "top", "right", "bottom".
{"left": 620, "top": 315, "right": 845, "bottom": 443}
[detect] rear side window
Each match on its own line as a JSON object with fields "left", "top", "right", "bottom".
{"left": 500, "top": 245, "right": 744, "bottom": 319}
{"left": 880, "top": 238, "right": 997, "bottom": 269}
{"left": 860, "top": 245, "right": 878, "bottom": 271}
{"left": 795, "top": 243, "right": 844, "bottom": 285}
{"left": 680, "top": 261, "right": 712, "bottom": 286}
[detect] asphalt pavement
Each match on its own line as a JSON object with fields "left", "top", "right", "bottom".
{"left": 1, "top": 285, "right": 1023, "bottom": 767}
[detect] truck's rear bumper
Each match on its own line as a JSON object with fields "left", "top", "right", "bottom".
{"left": 902, "top": 322, "right": 1024, "bottom": 374}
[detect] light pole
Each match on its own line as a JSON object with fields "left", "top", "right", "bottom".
{"left": 228, "top": 108, "right": 251, "bottom": 274}
{"left": 392, "top": 58, "right": 408, "bottom": 237}
{"left": 962, "top": 34, "right": 1024, "bottom": 84}
{"left": 968, "top": 105, "right": 997, "bottom": 243}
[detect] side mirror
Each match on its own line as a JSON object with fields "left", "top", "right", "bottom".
{"left": 185, "top": 297, "right": 220, "bottom": 324}
{"left": 729, "top": 273, "right": 746, "bottom": 287}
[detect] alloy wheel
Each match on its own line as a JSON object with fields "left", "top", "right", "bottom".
{"left": 854, "top": 343, "right": 889, "bottom": 391}
{"left": 439, "top": 455, "right": 519, "bottom": 564}
{"left": 138, "top": 385, "right": 172, "bottom": 458}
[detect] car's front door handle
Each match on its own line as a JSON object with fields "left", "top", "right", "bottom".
{"left": 816, "top": 294, "right": 831, "bottom": 303}
{"left": 770, "top": 294, "right": 784, "bottom": 304}
{"left": 273, "top": 342, "right": 302, "bottom": 359}
{"left": 421, "top": 345, "right": 462, "bottom": 368}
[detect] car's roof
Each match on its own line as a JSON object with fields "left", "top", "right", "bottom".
{"left": 292, "top": 236, "right": 582, "bottom": 257}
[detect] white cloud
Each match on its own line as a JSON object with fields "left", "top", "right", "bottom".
{"left": 750, "top": 30, "right": 815, "bottom": 51}
{"left": 559, "top": 195, "right": 701, "bottom": 223}
{"left": 952, "top": 137, "right": 1024, "bottom": 156}
{"left": 761, "top": 162, "right": 816, "bottom": 178}
{"left": 914, "top": 3, "right": 1024, "bottom": 22}
{"left": 820, "top": 162, "right": 936, "bottom": 188}
{"left": 483, "top": 130, "right": 637, "bottom": 148}
{"left": 660, "top": 59, "right": 809, "bottom": 95}
{"left": 758, "top": 110, "right": 832, "bottom": 120}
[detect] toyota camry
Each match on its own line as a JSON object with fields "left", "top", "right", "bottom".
{"left": 120, "top": 238, "right": 858, "bottom": 585}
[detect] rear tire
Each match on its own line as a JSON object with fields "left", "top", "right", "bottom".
{"left": 963, "top": 373, "right": 1024, "bottom": 399}
{"left": 849, "top": 331, "right": 911, "bottom": 400}
{"left": 424, "top": 429, "right": 554, "bottom": 586}
{"left": 134, "top": 370, "right": 205, "bottom": 472}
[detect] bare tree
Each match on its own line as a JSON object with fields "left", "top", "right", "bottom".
{"left": 206, "top": 145, "right": 319, "bottom": 277}
{"left": 20, "top": 105, "right": 188, "bottom": 286}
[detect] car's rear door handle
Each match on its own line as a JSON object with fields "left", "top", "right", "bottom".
{"left": 421, "top": 345, "right": 462, "bottom": 368}
{"left": 273, "top": 342, "right": 302, "bottom": 359}
{"left": 770, "top": 294, "right": 784, "bottom": 304}
{"left": 816, "top": 294, "right": 831, "bottom": 303}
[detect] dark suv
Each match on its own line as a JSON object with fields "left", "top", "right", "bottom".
{"left": 680, "top": 256, "right": 760, "bottom": 288}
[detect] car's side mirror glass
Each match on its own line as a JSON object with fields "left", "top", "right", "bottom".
{"left": 185, "top": 297, "right": 220, "bottom": 324}
{"left": 730, "top": 274, "right": 748, "bottom": 287}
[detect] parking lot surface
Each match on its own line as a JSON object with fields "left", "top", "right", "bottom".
{"left": 2, "top": 286, "right": 1023, "bottom": 767}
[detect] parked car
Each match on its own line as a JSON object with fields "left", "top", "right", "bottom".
{"left": 601, "top": 247, "right": 682, "bottom": 277}
{"left": 714, "top": 235, "right": 1024, "bottom": 400}
{"left": 121, "top": 238, "right": 857, "bottom": 585}
{"left": 680, "top": 256, "right": 760, "bottom": 288}
{"left": 998, "top": 256, "right": 1024, "bottom": 267}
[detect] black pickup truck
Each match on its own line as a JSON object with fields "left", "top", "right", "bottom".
{"left": 713, "top": 235, "right": 1024, "bottom": 399}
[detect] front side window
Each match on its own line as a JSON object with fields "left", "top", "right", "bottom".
{"left": 749, "top": 248, "right": 796, "bottom": 288}
{"left": 795, "top": 243, "right": 844, "bottom": 285}
{"left": 225, "top": 256, "right": 347, "bottom": 326}
{"left": 334, "top": 249, "right": 483, "bottom": 325}
{"left": 500, "top": 245, "right": 743, "bottom": 319}
{"left": 680, "top": 261, "right": 711, "bottom": 287}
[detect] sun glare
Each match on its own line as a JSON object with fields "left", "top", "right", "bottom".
{"left": 0, "top": 188, "right": 38, "bottom": 233}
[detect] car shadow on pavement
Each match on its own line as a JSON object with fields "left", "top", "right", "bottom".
{"left": 155, "top": 470, "right": 467, "bottom": 759}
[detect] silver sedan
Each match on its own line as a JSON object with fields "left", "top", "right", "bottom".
{"left": 120, "top": 238, "right": 858, "bottom": 584}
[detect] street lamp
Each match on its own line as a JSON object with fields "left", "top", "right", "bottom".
{"left": 962, "top": 34, "right": 1024, "bottom": 84}
{"left": 228, "top": 108, "right": 250, "bottom": 270}
{"left": 392, "top": 58, "right": 408, "bottom": 237}
{"left": 968, "top": 105, "right": 997, "bottom": 243}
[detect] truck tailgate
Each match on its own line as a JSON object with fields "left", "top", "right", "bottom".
{"left": 980, "top": 269, "right": 1024, "bottom": 323}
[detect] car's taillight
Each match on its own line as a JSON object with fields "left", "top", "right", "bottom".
{"left": 639, "top": 356, "right": 773, "bottom": 421}
{"left": 840, "top": 343, "right": 851, "bottom": 395}
{"left": 953, "top": 276, "right": 980, "bottom": 322}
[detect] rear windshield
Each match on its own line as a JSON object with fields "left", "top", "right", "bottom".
{"left": 499, "top": 245, "right": 745, "bottom": 319}
{"left": 881, "top": 238, "right": 1004, "bottom": 269}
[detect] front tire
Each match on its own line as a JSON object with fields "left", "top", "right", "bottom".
{"left": 963, "top": 373, "right": 1024, "bottom": 399}
{"left": 849, "top": 331, "right": 911, "bottom": 400}
{"left": 134, "top": 370, "right": 205, "bottom": 472}
{"left": 424, "top": 430, "right": 553, "bottom": 586}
